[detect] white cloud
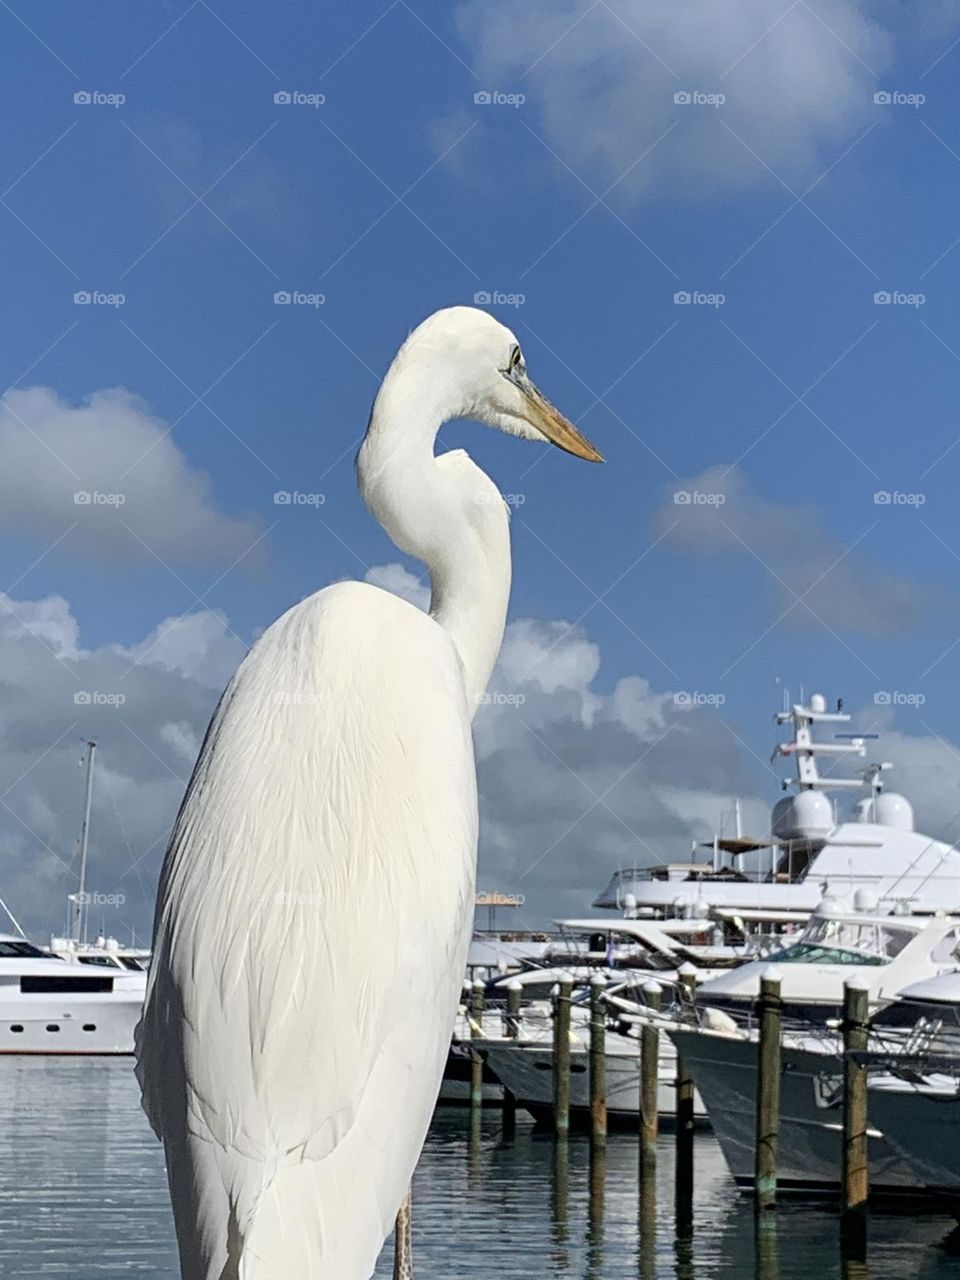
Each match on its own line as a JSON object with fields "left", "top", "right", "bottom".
{"left": 4, "top": 567, "right": 957, "bottom": 942}
{"left": 0, "top": 387, "right": 262, "bottom": 566}
{"left": 453, "top": 0, "right": 893, "bottom": 201}
{"left": 653, "top": 464, "right": 946, "bottom": 634}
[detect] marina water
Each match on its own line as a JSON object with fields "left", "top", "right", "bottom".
{"left": 0, "top": 1058, "right": 957, "bottom": 1278}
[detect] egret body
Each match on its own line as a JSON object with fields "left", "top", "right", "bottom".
{"left": 136, "top": 306, "right": 601, "bottom": 1279}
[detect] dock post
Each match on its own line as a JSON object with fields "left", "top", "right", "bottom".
{"left": 589, "top": 973, "right": 608, "bottom": 1149}
{"left": 675, "top": 964, "right": 697, "bottom": 1221}
{"left": 553, "top": 974, "right": 573, "bottom": 1138}
{"left": 469, "top": 978, "right": 485, "bottom": 1113}
{"left": 841, "top": 977, "right": 870, "bottom": 1255}
{"left": 640, "top": 979, "right": 662, "bottom": 1184}
{"left": 502, "top": 978, "right": 522, "bottom": 1135}
{"left": 755, "top": 967, "right": 782, "bottom": 1212}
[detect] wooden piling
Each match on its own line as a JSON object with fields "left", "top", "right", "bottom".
{"left": 640, "top": 979, "right": 662, "bottom": 1184}
{"left": 469, "top": 978, "right": 485, "bottom": 1112}
{"left": 755, "top": 967, "right": 782, "bottom": 1212}
{"left": 553, "top": 975, "right": 573, "bottom": 1138}
{"left": 590, "top": 973, "right": 608, "bottom": 1148}
{"left": 841, "top": 977, "right": 870, "bottom": 1254}
{"left": 393, "top": 1189, "right": 413, "bottom": 1280}
{"left": 502, "top": 978, "right": 522, "bottom": 1135}
{"left": 675, "top": 964, "right": 697, "bottom": 1220}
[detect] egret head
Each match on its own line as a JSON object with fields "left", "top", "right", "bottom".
{"left": 398, "top": 306, "right": 603, "bottom": 463}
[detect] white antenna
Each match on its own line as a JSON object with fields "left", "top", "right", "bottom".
{"left": 734, "top": 797, "right": 742, "bottom": 839}
{"left": 72, "top": 741, "right": 96, "bottom": 945}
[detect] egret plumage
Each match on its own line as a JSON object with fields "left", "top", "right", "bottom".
{"left": 135, "top": 305, "right": 602, "bottom": 1280}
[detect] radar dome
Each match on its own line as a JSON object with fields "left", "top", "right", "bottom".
{"left": 810, "top": 693, "right": 827, "bottom": 713}
{"left": 853, "top": 888, "right": 879, "bottom": 914}
{"left": 871, "top": 792, "right": 914, "bottom": 831}
{"left": 772, "top": 790, "right": 834, "bottom": 842}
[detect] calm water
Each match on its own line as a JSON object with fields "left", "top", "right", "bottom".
{"left": 0, "top": 1058, "right": 956, "bottom": 1278}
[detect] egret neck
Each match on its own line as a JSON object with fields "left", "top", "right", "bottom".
{"left": 357, "top": 366, "right": 511, "bottom": 718}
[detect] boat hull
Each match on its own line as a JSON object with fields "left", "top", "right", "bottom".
{"left": 478, "top": 1034, "right": 707, "bottom": 1127}
{"left": 669, "top": 1026, "right": 932, "bottom": 1197}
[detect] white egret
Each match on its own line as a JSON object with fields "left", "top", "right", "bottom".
{"left": 136, "top": 306, "right": 602, "bottom": 1280}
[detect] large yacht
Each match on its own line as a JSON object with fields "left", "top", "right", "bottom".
{"left": 0, "top": 933, "right": 145, "bottom": 1054}
{"left": 595, "top": 693, "right": 960, "bottom": 917}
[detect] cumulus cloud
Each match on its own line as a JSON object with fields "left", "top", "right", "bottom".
{"left": 654, "top": 464, "right": 946, "bottom": 634}
{"left": 0, "top": 591, "right": 235, "bottom": 942}
{"left": 0, "top": 387, "right": 261, "bottom": 566}
{"left": 454, "top": 0, "right": 894, "bottom": 201}
{"left": 5, "top": 565, "right": 957, "bottom": 944}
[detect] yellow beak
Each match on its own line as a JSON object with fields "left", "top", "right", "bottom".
{"left": 519, "top": 379, "right": 604, "bottom": 463}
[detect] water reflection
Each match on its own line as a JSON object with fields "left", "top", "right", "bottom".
{"left": 0, "top": 1059, "right": 957, "bottom": 1279}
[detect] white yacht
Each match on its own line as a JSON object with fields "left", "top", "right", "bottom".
{"left": 0, "top": 933, "right": 145, "bottom": 1054}
{"left": 665, "top": 901, "right": 960, "bottom": 1195}
{"left": 855, "top": 971, "right": 960, "bottom": 1196}
{"left": 596, "top": 693, "right": 960, "bottom": 918}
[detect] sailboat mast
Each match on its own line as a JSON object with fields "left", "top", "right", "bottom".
{"left": 74, "top": 740, "right": 96, "bottom": 944}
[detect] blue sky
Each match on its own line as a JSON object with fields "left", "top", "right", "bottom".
{"left": 3, "top": 0, "right": 960, "bottom": 938}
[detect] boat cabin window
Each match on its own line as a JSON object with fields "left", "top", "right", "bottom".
{"left": 770, "top": 917, "right": 912, "bottom": 966}
{"left": 119, "top": 957, "right": 144, "bottom": 971}
{"left": 930, "top": 929, "right": 960, "bottom": 964}
{"left": 0, "top": 940, "right": 50, "bottom": 959}
{"left": 77, "top": 955, "right": 120, "bottom": 968}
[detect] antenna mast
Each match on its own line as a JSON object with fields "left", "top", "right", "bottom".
{"left": 73, "top": 741, "right": 96, "bottom": 944}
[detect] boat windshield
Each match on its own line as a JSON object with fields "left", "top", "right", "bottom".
{"left": 769, "top": 942, "right": 887, "bottom": 966}
{"left": 0, "top": 940, "right": 50, "bottom": 959}
{"left": 769, "top": 917, "right": 913, "bottom": 966}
